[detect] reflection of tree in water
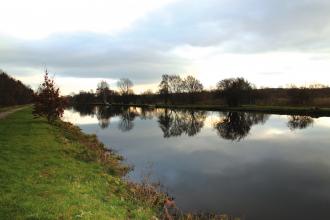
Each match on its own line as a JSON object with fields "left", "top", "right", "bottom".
{"left": 95, "top": 106, "right": 138, "bottom": 131}
{"left": 139, "top": 107, "right": 155, "bottom": 120}
{"left": 72, "top": 104, "right": 96, "bottom": 117}
{"left": 158, "top": 108, "right": 173, "bottom": 138}
{"left": 287, "top": 115, "right": 314, "bottom": 130}
{"left": 96, "top": 106, "right": 113, "bottom": 129}
{"left": 157, "top": 108, "right": 207, "bottom": 138}
{"left": 214, "top": 112, "right": 269, "bottom": 141}
{"left": 118, "top": 107, "right": 138, "bottom": 132}
{"left": 184, "top": 110, "right": 207, "bottom": 136}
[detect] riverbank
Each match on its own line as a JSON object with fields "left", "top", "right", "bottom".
{"left": 0, "top": 107, "right": 163, "bottom": 219}
{"left": 101, "top": 103, "right": 330, "bottom": 117}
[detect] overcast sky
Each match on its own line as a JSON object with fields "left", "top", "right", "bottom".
{"left": 1, "top": 0, "right": 330, "bottom": 94}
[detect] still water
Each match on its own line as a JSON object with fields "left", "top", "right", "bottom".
{"left": 64, "top": 105, "right": 330, "bottom": 219}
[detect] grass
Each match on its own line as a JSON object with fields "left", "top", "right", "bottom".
{"left": 0, "top": 107, "right": 160, "bottom": 219}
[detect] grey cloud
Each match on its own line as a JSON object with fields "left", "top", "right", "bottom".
{"left": 129, "top": 0, "right": 330, "bottom": 52}
{"left": 1, "top": 0, "right": 330, "bottom": 82}
{"left": 0, "top": 33, "right": 189, "bottom": 83}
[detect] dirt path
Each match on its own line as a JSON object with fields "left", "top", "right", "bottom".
{"left": 0, "top": 106, "right": 28, "bottom": 120}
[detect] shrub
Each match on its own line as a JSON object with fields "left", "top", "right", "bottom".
{"left": 33, "top": 70, "right": 66, "bottom": 123}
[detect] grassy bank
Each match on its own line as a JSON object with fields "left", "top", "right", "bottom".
{"left": 103, "top": 103, "right": 330, "bottom": 117}
{"left": 0, "top": 107, "right": 162, "bottom": 219}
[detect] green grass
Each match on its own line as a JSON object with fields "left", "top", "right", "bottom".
{"left": 0, "top": 107, "right": 157, "bottom": 219}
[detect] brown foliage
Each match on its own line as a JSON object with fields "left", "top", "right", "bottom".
{"left": 33, "top": 70, "right": 66, "bottom": 123}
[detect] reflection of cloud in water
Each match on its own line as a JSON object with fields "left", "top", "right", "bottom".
{"left": 249, "top": 128, "right": 290, "bottom": 140}
{"left": 314, "top": 117, "right": 330, "bottom": 128}
{"left": 63, "top": 110, "right": 97, "bottom": 125}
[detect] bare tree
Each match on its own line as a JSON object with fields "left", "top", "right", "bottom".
{"left": 159, "top": 74, "right": 184, "bottom": 94}
{"left": 96, "top": 80, "right": 110, "bottom": 104}
{"left": 117, "top": 78, "right": 133, "bottom": 95}
{"left": 169, "top": 75, "right": 184, "bottom": 93}
{"left": 182, "top": 75, "right": 203, "bottom": 103}
{"left": 158, "top": 74, "right": 170, "bottom": 104}
{"left": 159, "top": 75, "right": 170, "bottom": 94}
{"left": 183, "top": 75, "right": 203, "bottom": 93}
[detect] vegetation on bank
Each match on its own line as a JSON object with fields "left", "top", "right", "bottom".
{"left": 0, "top": 107, "right": 164, "bottom": 219}
{"left": 71, "top": 75, "right": 330, "bottom": 112}
{"left": 0, "top": 70, "right": 34, "bottom": 107}
{"left": 33, "top": 70, "right": 66, "bottom": 123}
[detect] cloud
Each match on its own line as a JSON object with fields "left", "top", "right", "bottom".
{"left": 1, "top": 0, "right": 330, "bottom": 93}
{"left": 0, "top": 33, "right": 190, "bottom": 83}
{"left": 129, "top": 0, "right": 330, "bottom": 52}
{"left": 0, "top": 0, "right": 177, "bottom": 39}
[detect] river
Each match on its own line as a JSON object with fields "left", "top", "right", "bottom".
{"left": 63, "top": 105, "right": 330, "bottom": 219}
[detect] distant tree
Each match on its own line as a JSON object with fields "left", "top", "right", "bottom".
{"left": 308, "top": 83, "right": 328, "bottom": 89}
{"left": 33, "top": 70, "right": 65, "bottom": 123}
{"left": 169, "top": 75, "right": 184, "bottom": 93}
{"left": 159, "top": 74, "right": 170, "bottom": 94}
{"left": 216, "top": 77, "right": 253, "bottom": 107}
{"left": 158, "top": 74, "right": 170, "bottom": 104}
{"left": 182, "top": 75, "right": 203, "bottom": 103}
{"left": 142, "top": 89, "right": 154, "bottom": 95}
{"left": 117, "top": 78, "right": 133, "bottom": 95}
{"left": 96, "top": 80, "right": 111, "bottom": 104}
{"left": 72, "top": 91, "right": 95, "bottom": 106}
{"left": 158, "top": 74, "right": 203, "bottom": 104}
{"left": 182, "top": 75, "right": 203, "bottom": 93}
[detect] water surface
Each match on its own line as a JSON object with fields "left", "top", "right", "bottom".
{"left": 63, "top": 106, "right": 330, "bottom": 220}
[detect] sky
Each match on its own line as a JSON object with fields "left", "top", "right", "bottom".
{"left": 1, "top": 0, "right": 330, "bottom": 94}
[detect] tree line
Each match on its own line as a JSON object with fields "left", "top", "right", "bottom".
{"left": 0, "top": 70, "right": 34, "bottom": 107}
{"left": 71, "top": 74, "right": 330, "bottom": 108}
{"left": 2, "top": 67, "right": 330, "bottom": 116}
